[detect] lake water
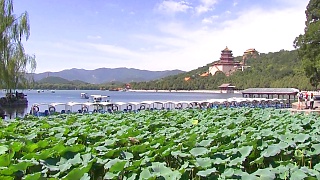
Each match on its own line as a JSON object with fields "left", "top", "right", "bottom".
{"left": 0, "top": 89, "right": 242, "bottom": 119}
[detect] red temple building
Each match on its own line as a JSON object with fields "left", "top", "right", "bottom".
{"left": 209, "top": 46, "right": 241, "bottom": 76}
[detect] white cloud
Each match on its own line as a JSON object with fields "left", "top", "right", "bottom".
{"left": 195, "top": 0, "right": 218, "bottom": 14}
{"left": 87, "top": 35, "right": 102, "bottom": 40}
{"left": 233, "top": 1, "right": 238, "bottom": 7}
{"left": 157, "top": 0, "right": 192, "bottom": 14}
{"left": 29, "top": 0, "right": 309, "bottom": 73}
{"left": 202, "top": 15, "right": 219, "bottom": 24}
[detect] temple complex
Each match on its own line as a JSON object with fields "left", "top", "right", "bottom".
{"left": 209, "top": 47, "right": 241, "bottom": 76}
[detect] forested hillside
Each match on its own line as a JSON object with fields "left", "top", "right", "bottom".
{"left": 130, "top": 50, "right": 313, "bottom": 90}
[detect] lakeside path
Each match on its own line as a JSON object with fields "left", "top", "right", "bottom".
{"left": 290, "top": 100, "right": 320, "bottom": 114}
{"left": 128, "top": 89, "right": 242, "bottom": 94}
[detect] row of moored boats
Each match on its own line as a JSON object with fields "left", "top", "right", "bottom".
{"left": 29, "top": 97, "right": 291, "bottom": 116}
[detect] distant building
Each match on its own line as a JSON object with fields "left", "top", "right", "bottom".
{"left": 218, "top": 83, "right": 236, "bottom": 93}
{"left": 209, "top": 46, "right": 241, "bottom": 76}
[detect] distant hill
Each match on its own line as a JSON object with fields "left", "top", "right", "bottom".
{"left": 32, "top": 68, "right": 185, "bottom": 84}
{"left": 37, "top": 76, "right": 89, "bottom": 85}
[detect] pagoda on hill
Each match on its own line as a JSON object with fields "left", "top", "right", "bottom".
{"left": 209, "top": 46, "right": 241, "bottom": 76}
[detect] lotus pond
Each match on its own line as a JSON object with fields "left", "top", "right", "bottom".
{"left": 0, "top": 108, "right": 320, "bottom": 179}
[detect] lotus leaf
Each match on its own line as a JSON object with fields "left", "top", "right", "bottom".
{"left": 195, "top": 157, "right": 211, "bottom": 168}
{"left": 253, "top": 168, "right": 275, "bottom": 180}
{"left": 290, "top": 169, "right": 308, "bottom": 180}
{"left": 24, "top": 172, "right": 41, "bottom": 180}
{"left": 238, "top": 146, "right": 253, "bottom": 158}
{"left": 140, "top": 167, "right": 152, "bottom": 179}
{"left": 261, "top": 145, "right": 281, "bottom": 157}
{"left": 294, "top": 134, "right": 310, "bottom": 143}
{"left": 197, "top": 139, "right": 212, "bottom": 147}
{"left": 189, "top": 147, "right": 208, "bottom": 157}
{"left": 196, "top": 167, "right": 216, "bottom": 177}
{"left": 103, "top": 172, "right": 120, "bottom": 179}
{"left": 222, "top": 168, "right": 234, "bottom": 178}
{"left": 62, "top": 162, "right": 92, "bottom": 180}
{"left": 0, "top": 146, "right": 8, "bottom": 155}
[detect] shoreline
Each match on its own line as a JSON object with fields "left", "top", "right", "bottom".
{"left": 127, "top": 89, "right": 242, "bottom": 94}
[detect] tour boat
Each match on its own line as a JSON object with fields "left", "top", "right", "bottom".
{"left": 80, "top": 93, "right": 89, "bottom": 99}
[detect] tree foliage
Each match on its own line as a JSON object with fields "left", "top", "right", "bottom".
{"left": 130, "top": 50, "right": 313, "bottom": 90}
{"left": 0, "top": 0, "right": 36, "bottom": 93}
{"left": 294, "top": 0, "right": 320, "bottom": 89}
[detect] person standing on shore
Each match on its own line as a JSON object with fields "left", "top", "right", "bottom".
{"left": 310, "top": 93, "right": 315, "bottom": 110}
{"left": 305, "top": 92, "right": 309, "bottom": 109}
{"left": 297, "top": 90, "right": 303, "bottom": 109}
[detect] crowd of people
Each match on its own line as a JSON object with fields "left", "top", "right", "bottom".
{"left": 297, "top": 90, "right": 316, "bottom": 110}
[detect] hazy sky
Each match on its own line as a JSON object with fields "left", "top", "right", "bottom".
{"left": 14, "top": 0, "right": 309, "bottom": 73}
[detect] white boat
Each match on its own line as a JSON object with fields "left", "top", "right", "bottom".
{"left": 91, "top": 95, "right": 110, "bottom": 103}
{"left": 51, "top": 90, "right": 55, "bottom": 93}
{"left": 80, "top": 93, "right": 89, "bottom": 99}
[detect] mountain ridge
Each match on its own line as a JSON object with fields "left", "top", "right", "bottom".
{"left": 32, "top": 67, "right": 185, "bottom": 84}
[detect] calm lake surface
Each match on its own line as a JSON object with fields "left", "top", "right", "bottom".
{"left": 0, "top": 90, "right": 242, "bottom": 119}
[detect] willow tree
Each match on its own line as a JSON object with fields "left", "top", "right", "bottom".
{"left": 294, "top": 0, "right": 320, "bottom": 89}
{"left": 0, "top": 0, "right": 36, "bottom": 94}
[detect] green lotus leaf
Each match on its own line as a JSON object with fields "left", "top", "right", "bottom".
{"left": 197, "top": 139, "right": 212, "bottom": 147}
{"left": 179, "top": 162, "right": 189, "bottom": 171}
{"left": 161, "top": 170, "right": 182, "bottom": 180}
{"left": 151, "top": 162, "right": 173, "bottom": 176}
{"left": 81, "top": 153, "right": 92, "bottom": 165}
{"left": 140, "top": 168, "right": 152, "bottom": 179}
{"left": 0, "top": 175, "right": 14, "bottom": 180}
{"left": 104, "top": 139, "right": 116, "bottom": 146}
{"left": 103, "top": 172, "right": 120, "bottom": 179}
{"left": 254, "top": 168, "right": 275, "bottom": 180}
{"left": 300, "top": 166, "right": 320, "bottom": 177}
{"left": 0, "top": 152, "right": 14, "bottom": 167}
{"left": 290, "top": 169, "right": 307, "bottom": 180}
{"left": 62, "top": 162, "right": 92, "bottom": 180}
{"left": 313, "top": 163, "right": 320, "bottom": 171}
{"left": 190, "top": 147, "right": 208, "bottom": 157}
{"left": 239, "top": 146, "right": 253, "bottom": 158}
{"left": 294, "top": 134, "right": 310, "bottom": 143}
{"left": 25, "top": 143, "right": 39, "bottom": 153}
{"left": 104, "top": 158, "right": 126, "bottom": 172}
{"left": 52, "top": 143, "right": 66, "bottom": 154}
{"left": 0, "top": 168, "right": 14, "bottom": 176}
{"left": 212, "top": 157, "right": 226, "bottom": 165}
{"left": 222, "top": 168, "right": 234, "bottom": 177}
{"left": 277, "top": 141, "right": 289, "bottom": 150}
{"left": 171, "top": 151, "right": 190, "bottom": 158}
{"left": 68, "top": 153, "right": 82, "bottom": 165}
{"left": 229, "top": 157, "right": 245, "bottom": 166}
{"left": 37, "top": 149, "right": 54, "bottom": 160}
{"left": 10, "top": 142, "right": 24, "bottom": 153}
{"left": 24, "top": 172, "right": 41, "bottom": 180}
{"left": 10, "top": 161, "right": 34, "bottom": 172}
{"left": 196, "top": 167, "right": 216, "bottom": 177}
{"left": 26, "top": 133, "right": 37, "bottom": 140}
{"left": 65, "top": 144, "right": 85, "bottom": 153}
{"left": 124, "top": 173, "right": 137, "bottom": 180}
{"left": 0, "top": 146, "right": 8, "bottom": 155}
{"left": 80, "top": 173, "right": 90, "bottom": 180}
{"left": 240, "top": 172, "right": 258, "bottom": 180}
{"left": 195, "top": 157, "right": 211, "bottom": 168}
{"left": 122, "top": 151, "right": 134, "bottom": 160}
{"left": 262, "top": 145, "right": 281, "bottom": 157}
{"left": 311, "top": 144, "right": 320, "bottom": 155}
{"left": 59, "top": 163, "right": 72, "bottom": 172}
{"left": 65, "top": 137, "right": 78, "bottom": 145}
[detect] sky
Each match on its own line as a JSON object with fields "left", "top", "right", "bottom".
{"left": 13, "top": 0, "right": 309, "bottom": 73}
